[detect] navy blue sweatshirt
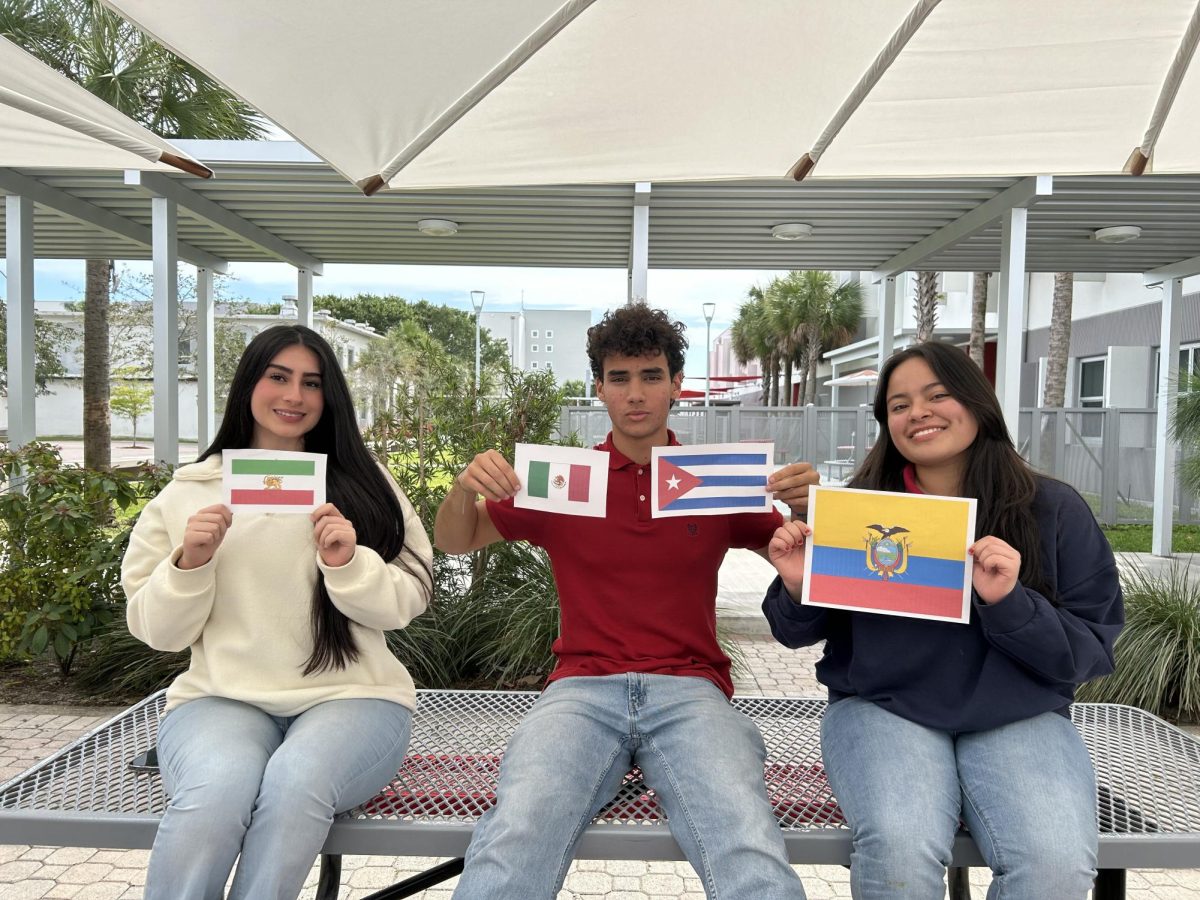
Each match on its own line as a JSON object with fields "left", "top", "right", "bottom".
{"left": 763, "top": 477, "right": 1124, "bottom": 732}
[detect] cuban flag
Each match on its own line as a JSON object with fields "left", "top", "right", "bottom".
{"left": 651, "top": 442, "right": 774, "bottom": 518}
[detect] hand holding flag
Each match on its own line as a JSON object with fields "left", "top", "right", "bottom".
{"left": 179, "top": 503, "right": 232, "bottom": 570}
{"left": 767, "top": 462, "right": 821, "bottom": 518}
{"left": 312, "top": 502, "right": 356, "bottom": 568}
{"left": 768, "top": 520, "right": 811, "bottom": 599}
{"left": 457, "top": 449, "right": 521, "bottom": 502}
{"left": 969, "top": 536, "right": 1021, "bottom": 604}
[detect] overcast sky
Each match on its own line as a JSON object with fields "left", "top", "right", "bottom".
{"left": 18, "top": 258, "right": 794, "bottom": 383}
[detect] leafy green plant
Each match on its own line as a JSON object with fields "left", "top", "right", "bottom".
{"left": 0, "top": 443, "right": 172, "bottom": 674}
{"left": 1077, "top": 559, "right": 1200, "bottom": 721}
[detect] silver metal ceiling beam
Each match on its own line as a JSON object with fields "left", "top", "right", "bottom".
{"left": 871, "top": 176, "right": 1053, "bottom": 282}
{"left": 0, "top": 168, "right": 227, "bottom": 272}
{"left": 124, "top": 170, "right": 323, "bottom": 274}
{"left": 1144, "top": 253, "right": 1200, "bottom": 284}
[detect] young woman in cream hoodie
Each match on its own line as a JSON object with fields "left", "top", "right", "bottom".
{"left": 122, "top": 325, "right": 433, "bottom": 900}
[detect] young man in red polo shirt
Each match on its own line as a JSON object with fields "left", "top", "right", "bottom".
{"left": 435, "top": 304, "right": 817, "bottom": 899}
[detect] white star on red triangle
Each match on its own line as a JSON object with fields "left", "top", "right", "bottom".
{"left": 666, "top": 474, "right": 681, "bottom": 491}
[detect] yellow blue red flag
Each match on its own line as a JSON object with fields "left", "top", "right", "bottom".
{"left": 802, "top": 486, "right": 976, "bottom": 623}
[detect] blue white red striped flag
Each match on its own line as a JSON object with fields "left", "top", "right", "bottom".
{"left": 651, "top": 442, "right": 774, "bottom": 518}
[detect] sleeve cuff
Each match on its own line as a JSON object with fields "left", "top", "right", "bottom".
{"left": 975, "top": 586, "right": 1038, "bottom": 634}
{"left": 163, "top": 546, "right": 218, "bottom": 596}
{"left": 765, "top": 575, "right": 808, "bottom": 619}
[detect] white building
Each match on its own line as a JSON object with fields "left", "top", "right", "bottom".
{"left": 5, "top": 298, "right": 383, "bottom": 441}
{"left": 479, "top": 307, "right": 592, "bottom": 387}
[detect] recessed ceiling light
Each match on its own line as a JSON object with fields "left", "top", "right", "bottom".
{"left": 1092, "top": 225, "right": 1142, "bottom": 244}
{"left": 416, "top": 218, "right": 459, "bottom": 236}
{"left": 771, "top": 223, "right": 813, "bottom": 241}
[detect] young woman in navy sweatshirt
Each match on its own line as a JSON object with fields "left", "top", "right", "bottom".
{"left": 763, "top": 341, "right": 1123, "bottom": 900}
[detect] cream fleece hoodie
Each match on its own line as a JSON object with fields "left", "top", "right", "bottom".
{"left": 122, "top": 455, "right": 432, "bottom": 716}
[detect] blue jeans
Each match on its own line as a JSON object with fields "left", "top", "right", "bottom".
{"left": 146, "top": 695, "right": 412, "bottom": 900}
{"left": 452, "top": 673, "right": 806, "bottom": 900}
{"left": 820, "top": 697, "right": 1097, "bottom": 900}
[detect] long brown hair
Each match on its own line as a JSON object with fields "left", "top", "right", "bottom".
{"left": 849, "top": 341, "right": 1050, "bottom": 599}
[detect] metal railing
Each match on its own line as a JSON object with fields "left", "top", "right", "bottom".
{"left": 557, "top": 404, "right": 1191, "bottom": 526}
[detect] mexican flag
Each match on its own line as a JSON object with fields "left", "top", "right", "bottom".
{"left": 513, "top": 443, "right": 608, "bottom": 518}
{"left": 223, "top": 450, "right": 327, "bottom": 514}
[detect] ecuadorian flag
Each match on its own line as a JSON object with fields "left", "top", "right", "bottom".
{"left": 803, "top": 486, "right": 976, "bottom": 623}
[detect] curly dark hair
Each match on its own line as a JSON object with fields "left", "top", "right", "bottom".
{"left": 587, "top": 304, "right": 688, "bottom": 381}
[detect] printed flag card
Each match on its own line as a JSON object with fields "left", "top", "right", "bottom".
{"left": 513, "top": 443, "right": 609, "bottom": 517}
{"left": 651, "top": 442, "right": 774, "bottom": 518}
{"left": 802, "top": 486, "right": 976, "bottom": 623}
{"left": 223, "top": 449, "right": 327, "bottom": 514}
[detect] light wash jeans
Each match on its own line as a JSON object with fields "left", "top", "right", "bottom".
{"left": 452, "top": 673, "right": 807, "bottom": 900}
{"left": 820, "top": 696, "right": 1097, "bottom": 900}
{"left": 146, "top": 695, "right": 412, "bottom": 900}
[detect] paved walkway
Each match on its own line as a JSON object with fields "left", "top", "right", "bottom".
{"left": 2, "top": 552, "right": 1198, "bottom": 897}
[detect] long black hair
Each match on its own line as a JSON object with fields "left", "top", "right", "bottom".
{"left": 849, "top": 341, "right": 1050, "bottom": 599}
{"left": 200, "top": 324, "right": 430, "bottom": 674}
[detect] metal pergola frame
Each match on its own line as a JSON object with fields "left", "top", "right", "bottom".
{"left": 4, "top": 141, "right": 1200, "bottom": 553}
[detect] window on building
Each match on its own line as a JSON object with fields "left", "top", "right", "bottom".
{"left": 1153, "top": 342, "right": 1200, "bottom": 400}
{"left": 531, "top": 344, "right": 539, "bottom": 353}
{"left": 1078, "top": 356, "right": 1105, "bottom": 437}
{"left": 531, "top": 329, "right": 539, "bottom": 338}
{"left": 545, "top": 329, "right": 554, "bottom": 339}
{"left": 545, "top": 344, "right": 553, "bottom": 353}
{"left": 545, "top": 361, "right": 553, "bottom": 372}
{"left": 531, "top": 361, "right": 539, "bottom": 369}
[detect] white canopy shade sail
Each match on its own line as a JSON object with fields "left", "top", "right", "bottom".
{"left": 103, "top": 0, "right": 1200, "bottom": 192}
{"left": 0, "top": 35, "right": 211, "bottom": 176}
{"left": 825, "top": 369, "right": 879, "bottom": 388}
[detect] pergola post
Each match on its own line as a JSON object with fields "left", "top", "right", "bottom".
{"left": 196, "top": 266, "right": 215, "bottom": 450}
{"left": 877, "top": 276, "right": 897, "bottom": 370}
{"left": 996, "top": 207, "right": 1028, "bottom": 442}
{"left": 628, "top": 182, "right": 650, "bottom": 304}
{"left": 152, "top": 196, "right": 179, "bottom": 466}
{"left": 297, "top": 268, "right": 314, "bottom": 328}
{"left": 1152, "top": 277, "right": 1183, "bottom": 557}
{"left": 5, "top": 195, "right": 35, "bottom": 449}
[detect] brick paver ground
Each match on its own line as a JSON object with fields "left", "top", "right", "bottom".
{"left": 2, "top": 616, "right": 1198, "bottom": 897}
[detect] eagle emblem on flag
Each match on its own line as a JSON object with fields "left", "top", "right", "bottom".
{"left": 865, "top": 524, "right": 910, "bottom": 581}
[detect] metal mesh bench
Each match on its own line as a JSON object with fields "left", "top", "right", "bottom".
{"left": 2, "top": 691, "right": 1198, "bottom": 899}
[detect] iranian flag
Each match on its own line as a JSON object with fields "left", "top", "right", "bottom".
{"left": 223, "top": 450, "right": 327, "bottom": 514}
{"left": 513, "top": 443, "right": 608, "bottom": 518}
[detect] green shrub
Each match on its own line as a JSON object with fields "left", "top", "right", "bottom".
{"left": 1077, "top": 559, "right": 1200, "bottom": 721}
{"left": 0, "top": 443, "right": 171, "bottom": 674}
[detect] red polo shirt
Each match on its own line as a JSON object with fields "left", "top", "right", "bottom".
{"left": 486, "top": 432, "right": 782, "bottom": 697}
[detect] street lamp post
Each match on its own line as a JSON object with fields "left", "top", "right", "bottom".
{"left": 702, "top": 302, "right": 716, "bottom": 407}
{"left": 470, "top": 290, "right": 485, "bottom": 396}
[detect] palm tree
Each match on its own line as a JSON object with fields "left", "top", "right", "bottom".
{"left": 731, "top": 290, "right": 778, "bottom": 406}
{"left": 968, "top": 272, "right": 989, "bottom": 369}
{"left": 1039, "top": 272, "right": 1075, "bottom": 468}
{"left": 3, "top": 0, "right": 266, "bottom": 468}
{"left": 766, "top": 273, "right": 812, "bottom": 406}
{"left": 914, "top": 271, "right": 940, "bottom": 342}
{"left": 795, "top": 271, "right": 865, "bottom": 406}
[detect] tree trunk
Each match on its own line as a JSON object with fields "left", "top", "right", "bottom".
{"left": 914, "top": 271, "right": 939, "bottom": 342}
{"left": 969, "top": 272, "right": 989, "bottom": 368}
{"left": 1040, "top": 272, "right": 1074, "bottom": 470}
{"left": 83, "top": 260, "right": 111, "bottom": 469}
{"left": 804, "top": 325, "right": 822, "bottom": 405}
{"left": 781, "top": 349, "right": 794, "bottom": 407}
{"left": 1044, "top": 273, "right": 1073, "bottom": 408}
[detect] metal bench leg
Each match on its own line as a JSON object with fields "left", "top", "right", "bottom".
{"left": 361, "top": 858, "right": 466, "bottom": 900}
{"left": 947, "top": 865, "right": 971, "bottom": 900}
{"left": 316, "top": 854, "right": 342, "bottom": 900}
{"left": 1093, "top": 868, "right": 1126, "bottom": 900}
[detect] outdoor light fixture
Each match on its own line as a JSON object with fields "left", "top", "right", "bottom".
{"left": 416, "top": 218, "right": 459, "bottom": 236}
{"left": 470, "top": 290, "right": 485, "bottom": 397}
{"left": 1092, "top": 225, "right": 1142, "bottom": 244}
{"left": 703, "top": 302, "right": 717, "bottom": 407}
{"left": 771, "top": 223, "right": 813, "bottom": 241}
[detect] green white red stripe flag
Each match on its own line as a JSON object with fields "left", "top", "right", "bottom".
{"left": 513, "top": 443, "right": 608, "bottom": 518}
{"left": 222, "top": 449, "right": 327, "bottom": 514}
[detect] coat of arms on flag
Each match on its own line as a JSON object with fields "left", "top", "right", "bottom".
{"left": 802, "top": 486, "right": 976, "bottom": 623}
{"left": 222, "top": 449, "right": 327, "bottom": 514}
{"left": 651, "top": 442, "right": 775, "bottom": 518}
{"left": 513, "top": 443, "right": 609, "bottom": 517}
